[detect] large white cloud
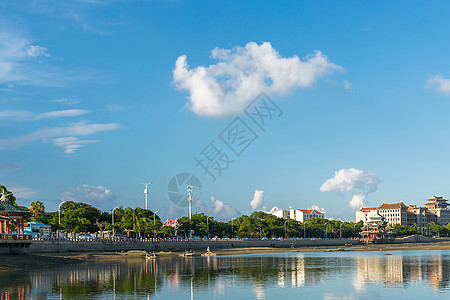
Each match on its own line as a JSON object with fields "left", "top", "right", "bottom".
{"left": 194, "top": 196, "right": 241, "bottom": 221}
{"left": 426, "top": 74, "right": 450, "bottom": 94}
{"left": 173, "top": 42, "right": 343, "bottom": 117}
{"left": 250, "top": 190, "right": 265, "bottom": 211}
{"left": 320, "top": 168, "right": 379, "bottom": 210}
{"left": 61, "top": 184, "right": 117, "bottom": 211}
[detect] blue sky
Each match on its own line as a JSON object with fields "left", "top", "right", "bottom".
{"left": 2, "top": 0, "right": 450, "bottom": 221}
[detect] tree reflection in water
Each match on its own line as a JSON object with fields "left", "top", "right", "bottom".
{"left": 1, "top": 251, "right": 450, "bottom": 299}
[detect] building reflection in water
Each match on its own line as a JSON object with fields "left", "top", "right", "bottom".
{"left": 354, "top": 252, "right": 450, "bottom": 290}
{"left": 1, "top": 252, "right": 450, "bottom": 299}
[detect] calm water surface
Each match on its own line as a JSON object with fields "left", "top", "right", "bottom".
{"left": 2, "top": 249, "right": 450, "bottom": 299}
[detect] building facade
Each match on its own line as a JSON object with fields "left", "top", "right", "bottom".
{"left": 270, "top": 208, "right": 325, "bottom": 222}
{"left": 289, "top": 209, "right": 324, "bottom": 222}
{"left": 357, "top": 196, "right": 450, "bottom": 229}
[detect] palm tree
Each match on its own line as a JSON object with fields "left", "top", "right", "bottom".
{"left": 29, "top": 201, "right": 45, "bottom": 217}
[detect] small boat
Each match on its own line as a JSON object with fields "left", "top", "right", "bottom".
{"left": 201, "top": 247, "right": 216, "bottom": 257}
{"left": 179, "top": 250, "right": 195, "bottom": 257}
{"left": 146, "top": 252, "right": 157, "bottom": 260}
{"left": 337, "top": 248, "right": 345, "bottom": 251}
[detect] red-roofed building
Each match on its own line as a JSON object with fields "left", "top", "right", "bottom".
{"left": 164, "top": 219, "right": 180, "bottom": 228}
{"left": 289, "top": 208, "right": 324, "bottom": 222}
{"left": 356, "top": 207, "right": 378, "bottom": 224}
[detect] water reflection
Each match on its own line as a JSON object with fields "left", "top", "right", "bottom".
{"left": 1, "top": 251, "right": 450, "bottom": 299}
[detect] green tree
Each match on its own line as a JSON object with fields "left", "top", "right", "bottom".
{"left": 29, "top": 200, "right": 48, "bottom": 223}
{"left": 59, "top": 201, "right": 102, "bottom": 233}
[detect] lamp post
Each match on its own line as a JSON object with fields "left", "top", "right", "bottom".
{"left": 58, "top": 201, "right": 66, "bottom": 238}
{"left": 284, "top": 220, "right": 288, "bottom": 239}
{"left": 324, "top": 222, "right": 329, "bottom": 239}
{"left": 303, "top": 223, "right": 306, "bottom": 239}
{"left": 207, "top": 216, "right": 211, "bottom": 239}
{"left": 153, "top": 210, "right": 160, "bottom": 238}
{"left": 112, "top": 207, "right": 119, "bottom": 238}
{"left": 340, "top": 223, "right": 343, "bottom": 239}
{"left": 231, "top": 218, "right": 235, "bottom": 239}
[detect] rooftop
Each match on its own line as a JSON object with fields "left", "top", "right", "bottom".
{"left": 378, "top": 202, "right": 407, "bottom": 209}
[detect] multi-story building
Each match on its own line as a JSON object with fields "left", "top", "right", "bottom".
{"left": 356, "top": 207, "right": 378, "bottom": 224}
{"left": 271, "top": 209, "right": 289, "bottom": 219}
{"left": 424, "top": 196, "right": 450, "bottom": 226}
{"left": 357, "top": 196, "right": 449, "bottom": 229}
{"left": 270, "top": 208, "right": 325, "bottom": 222}
{"left": 289, "top": 209, "right": 324, "bottom": 222}
{"left": 377, "top": 202, "right": 408, "bottom": 226}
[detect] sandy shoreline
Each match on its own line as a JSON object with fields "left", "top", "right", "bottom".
{"left": 3, "top": 241, "right": 450, "bottom": 274}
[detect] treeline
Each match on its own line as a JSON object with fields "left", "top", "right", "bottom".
{"left": 24, "top": 200, "right": 364, "bottom": 238}
{"left": 391, "top": 223, "right": 450, "bottom": 237}
{"left": 177, "top": 211, "right": 363, "bottom": 239}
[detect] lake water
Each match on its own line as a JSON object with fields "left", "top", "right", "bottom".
{"left": 1, "top": 249, "right": 450, "bottom": 299}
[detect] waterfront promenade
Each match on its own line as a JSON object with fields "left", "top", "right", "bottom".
{"left": 0, "top": 236, "right": 361, "bottom": 254}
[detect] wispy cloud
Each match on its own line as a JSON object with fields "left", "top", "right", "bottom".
{"left": 0, "top": 109, "right": 89, "bottom": 121}
{"left": 426, "top": 74, "right": 450, "bottom": 94}
{"left": 50, "top": 98, "right": 80, "bottom": 105}
{"left": 0, "top": 121, "right": 120, "bottom": 153}
{"left": 0, "top": 29, "right": 98, "bottom": 86}
{"left": 173, "top": 41, "right": 343, "bottom": 117}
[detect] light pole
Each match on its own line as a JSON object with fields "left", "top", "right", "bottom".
{"left": 324, "top": 222, "right": 329, "bottom": 239}
{"left": 231, "top": 218, "right": 235, "bottom": 239}
{"left": 303, "top": 223, "right": 306, "bottom": 239}
{"left": 207, "top": 216, "right": 211, "bottom": 239}
{"left": 58, "top": 201, "right": 66, "bottom": 238}
{"left": 284, "top": 220, "right": 288, "bottom": 239}
{"left": 141, "top": 182, "right": 152, "bottom": 210}
{"left": 153, "top": 210, "right": 160, "bottom": 238}
{"left": 187, "top": 186, "right": 193, "bottom": 239}
{"left": 340, "top": 223, "right": 343, "bottom": 239}
{"left": 112, "top": 207, "right": 119, "bottom": 238}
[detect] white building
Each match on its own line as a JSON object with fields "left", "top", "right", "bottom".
{"left": 289, "top": 209, "right": 324, "bottom": 222}
{"left": 271, "top": 209, "right": 289, "bottom": 219}
{"left": 356, "top": 207, "right": 378, "bottom": 224}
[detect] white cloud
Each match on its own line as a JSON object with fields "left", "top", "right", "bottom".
{"left": 0, "top": 30, "right": 95, "bottom": 86}
{"left": 309, "top": 204, "right": 326, "bottom": 216}
{"left": 173, "top": 42, "right": 343, "bottom": 117}
{"left": 250, "top": 190, "right": 265, "bottom": 211}
{"left": 37, "top": 109, "right": 89, "bottom": 119}
{"left": 61, "top": 184, "right": 117, "bottom": 211}
{"left": 426, "top": 74, "right": 450, "bottom": 94}
{"left": 50, "top": 98, "right": 80, "bottom": 105}
{"left": 193, "top": 196, "right": 241, "bottom": 221}
{"left": 320, "top": 168, "right": 379, "bottom": 210}
{"left": 0, "top": 121, "right": 120, "bottom": 153}
{"left": 26, "top": 45, "right": 49, "bottom": 57}
{"left": 9, "top": 187, "right": 36, "bottom": 200}
{"left": 343, "top": 80, "right": 352, "bottom": 90}
{"left": 0, "top": 109, "right": 89, "bottom": 121}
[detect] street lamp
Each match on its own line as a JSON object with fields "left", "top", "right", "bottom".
{"left": 58, "top": 201, "right": 66, "bottom": 238}
{"left": 324, "top": 222, "right": 329, "bottom": 239}
{"left": 340, "top": 223, "right": 343, "bottom": 239}
{"left": 112, "top": 207, "right": 119, "bottom": 238}
{"left": 284, "top": 220, "right": 288, "bottom": 239}
{"left": 207, "top": 216, "right": 211, "bottom": 239}
{"left": 231, "top": 218, "right": 235, "bottom": 239}
{"left": 153, "top": 210, "right": 160, "bottom": 238}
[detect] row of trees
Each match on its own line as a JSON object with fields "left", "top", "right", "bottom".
{"left": 20, "top": 199, "right": 363, "bottom": 238}
{"left": 177, "top": 211, "right": 364, "bottom": 239}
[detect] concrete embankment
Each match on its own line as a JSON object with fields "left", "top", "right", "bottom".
{"left": 5, "top": 238, "right": 361, "bottom": 254}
